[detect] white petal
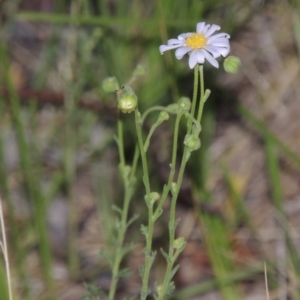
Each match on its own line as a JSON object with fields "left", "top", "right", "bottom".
{"left": 207, "top": 41, "right": 230, "bottom": 57}
{"left": 167, "top": 38, "right": 182, "bottom": 46}
{"left": 208, "top": 37, "right": 230, "bottom": 46}
{"left": 208, "top": 33, "right": 230, "bottom": 40}
{"left": 188, "top": 50, "right": 199, "bottom": 69}
{"left": 195, "top": 49, "right": 205, "bottom": 64}
{"left": 218, "top": 47, "right": 230, "bottom": 57}
{"left": 204, "top": 24, "right": 220, "bottom": 37}
{"left": 203, "top": 50, "right": 219, "bottom": 68}
{"left": 175, "top": 46, "right": 192, "bottom": 59}
{"left": 207, "top": 44, "right": 230, "bottom": 51}
{"left": 196, "top": 22, "right": 206, "bottom": 33}
{"left": 203, "top": 45, "right": 223, "bottom": 58}
{"left": 178, "top": 33, "right": 191, "bottom": 40}
{"left": 159, "top": 44, "right": 181, "bottom": 54}
{"left": 202, "top": 24, "right": 210, "bottom": 34}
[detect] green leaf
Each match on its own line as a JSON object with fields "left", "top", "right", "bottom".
{"left": 121, "top": 242, "right": 136, "bottom": 256}
{"left": 160, "top": 248, "right": 171, "bottom": 264}
{"left": 169, "top": 264, "right": 180, "bottom": 281}
{"left": 99, "top": 248, "right": 113, "bottom": 267}
{"left": 82, "top": 283, "right": 106, "bottom": 299}
{"left": 140, "top": 224, "right": 148, "bottom": 236}
{"left": 126, "top": 214, "right": 139, "bottom": 228}
{"left": 118, "top": 268, "right": 133, "bottom": 279}
{"left": 139, "top": 265, "right": 145, "bottom": 278}
{"left": 111, "top": 205, "right": 123, "bottom": 215}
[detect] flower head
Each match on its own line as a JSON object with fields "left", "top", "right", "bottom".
{"left": 116, "top": 85, "right": 138, "bottom": 113}
{"left": 159, "top": 22, "right": 230, "bottom": 69}
{"left": 223, "top": 55, "right": 241, "bottom": 73}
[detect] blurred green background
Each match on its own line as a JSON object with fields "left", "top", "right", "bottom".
{"left": 1, "top": 0, "right": 300, "bottom": 299}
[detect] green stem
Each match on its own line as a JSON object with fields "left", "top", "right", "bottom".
{"left": 158, "top": 64, "right": 204, "bottom": 299}
{"left": 135, "top": 109, "right": 154, "bottom": 300}
{"left": 144, "top": 121, "right": 161, "bottom": 152}
{"left": 158, "top": 147, "right": 189, "bottom": 299}
{"left": 189, "top": 65, "right": 199, "bottom": 131}
{"left": 135, "top": 110, "right": 151, "bottom": 196}
{"left": 153, "top": 112, "right": 183, "bottom": 220}
{"left": 141, "top": 106, "right": 171, "bottom": 124}
{"left": 108, "top": 118, "right": 134, "bottom": 300}
{"left": 197, "top": 65, "right": 205, "bottom": 123}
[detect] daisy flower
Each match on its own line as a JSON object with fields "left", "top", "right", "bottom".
{"left": 159, "top": 22, "right": 230, "bottom": 69}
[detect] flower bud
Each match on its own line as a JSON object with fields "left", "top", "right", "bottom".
{"left": 184, "top": 134, "right": 201, "bottom": 151}
{"left": 178, "top": 97, "right": 191, "bottom": 111}
{"left": 145, "top": 192, "right": 160, "bottom": 206}
{"left": 156, "top": 285, "right": 163, "bottom": 296}
{"left": 174, "top": 237, "right": 186, "bottom": 250}
{"left": 223, "top": 56, "right": 241, "bottom": 74}
{"left": 171, "top": 182, "right": 177, "bottom": 195}
{"left": 203, "top": 89, "right": 211, "bottom": 103}
{"left": 117, "top": 85, "right": 138, "bottom": 113}
{"left": 158, "top": 111, "right": 169, "bottom": 122}
{"left": 102, "top": 76, "right": 119, "bottom": 92}
{"left": 122, "top": 165, "right": 131, "bottom": 177}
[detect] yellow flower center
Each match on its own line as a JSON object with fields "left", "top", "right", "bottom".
{"left": 185, "top": 33, "right": 207, "bottom": 49}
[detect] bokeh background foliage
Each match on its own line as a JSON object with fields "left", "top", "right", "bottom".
{"left": 1, "top": 0, "right": 300, "bottom": 299}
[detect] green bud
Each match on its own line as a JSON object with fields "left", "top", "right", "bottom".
{"left": 117, "top": 85, "right": 138, "bottom": 113}
{"left": 178, "top": 97, "right": 191, "bottom": 111}
{"left": 174, "top": 237, "right": 186, "bottom": 250}
{"left": 123, "top": 165, "right": 131, "bottom": 177}
{"left": 158, "top": 111, "right": 169, "bottom": 122}
{"left": 203, "top": 89, "right": 211, "bottom": 103}
{"left": 102, "top": 76, "right": 119, "bottom": 92}
{"left": 156, "top": 285, "right": 163, "bottom": 296}
{"left": 191, "top": 124, "right": 201, "bottom": 136}
{"left": 171, "top": 182, "right": 177, "bottom": 195}
{"left": 184, "top": 134, "right": 201, "bottom": 151}
{"left": 150, "top": 192, "right": 160, "bottom": 203}
{"left": 145, "top": 192, "right": 160, "bottom": 206}
{"left": 223, "top": 56, "right": 241, "bottom": 74}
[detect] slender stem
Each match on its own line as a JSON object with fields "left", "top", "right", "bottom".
{"left": 0, "top": 197, "right": 13, "bottom": 300}
{"left": 158, "top": 64, "right": 203, "bottom": 299}
{"left": 197, "top": 65, "right": 205, "bottom": 123}
{"left": 141, "top": 106, "right": 170, "bottom": 124}
{"left": 144, "top": 122, "right": 161, "bottom": 152}
{"left": 130, "top": 145, "right": 140, "bottom": 178}
{"left": 135, "top": 110, "right": 151, "bottom": 196}
{"left": 158, "top": 147, "right": 189, "bottom": 299}
{"left": 117, "top": 117, "right": 126, "bottom": 166}
{"left": 188, "top": 64, "right": 199, "bottom": 132}
{"left": 135, "top": 109, "right": 154, "bottom": 300}
{"left": 153, "top": 112, "right": 183, "bottom": 219}
{"left": 108, "top": 117, "right": 134, "bottom": 300}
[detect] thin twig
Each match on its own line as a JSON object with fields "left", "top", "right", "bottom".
{"left": 264, "top": 261, "right": 270, "bottom": 300}
{"left": 0, "top": 197, "right": 13, "bottom": 300}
